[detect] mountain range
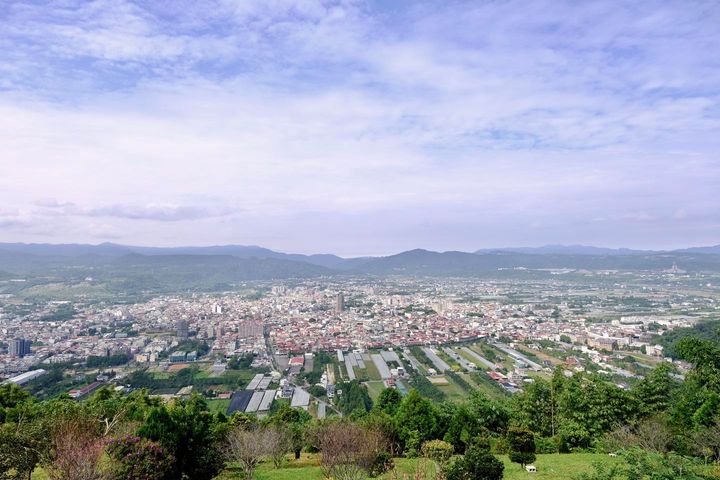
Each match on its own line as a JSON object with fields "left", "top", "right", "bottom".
{"left": 1, "top": 242, "right": 720, "bottom": 288}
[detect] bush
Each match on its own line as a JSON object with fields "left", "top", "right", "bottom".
{"left": 490, "top": 436, "right": 509, "bottom": 454}
{"left": 535, "top": 435, "right": 559, "bottom": 454}
{"left": 421, "top": 439, "right": 454, "bottom": 466}
{"left": 507, "top": 427, "right": 536, "bottom": 468}
{"left": 369, "top": 451, "right": 394, "bottom": 477}
{"left": 106, "top": 435, "right": 174, "bottom": 480}
{"left": 444, "top": 443, "right": 504, "bottom": 480}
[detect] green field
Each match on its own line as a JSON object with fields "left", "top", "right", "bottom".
{"left": 206, "top": 398, "right": 231, "bottom": 414}
{"left": 365, "top": 380, "right": 387, "bottom": 401}
{"left": 214, "top": 453, "right": 616, "bottom": 479}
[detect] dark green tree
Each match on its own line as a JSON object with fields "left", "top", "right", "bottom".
{"left": 394, "top": 390, "right": 438, "bottom": 456}
{"left": 507, "top": 427, "right": 536, "bottom": 469}
{"left": 444, "top": 441, "right": 504, "bottom": 480}
{"left": 138, "top": 395, "right": 225, "bottom": 480}
{"left": 375, "top": 388, "right": 402, "bottom": 416}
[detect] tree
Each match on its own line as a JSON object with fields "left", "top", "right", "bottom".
{"left": 691, "top": 422, "right": 720, "bottom": 464}
{"left": 633, "top": 363, "right": 679, "bottom": 416}
{"left": 672, "top": 337, "right": 720, "bottom": 428}
{"left": 318, "top": 421, "right": 388, "bottom": 480}
{"left": 507, "top": 427, "right": 536, "bottom": 469}
{"left": 510, "top": 378, "right": 555, "bottom": 437}
{"left": 45, "top": 414, "right": 106, "bottom": 480}
{"left": 376, "top": 388, "right": 402, "bottom": 416}
{"left": 265, "top": 426, "right": 291, "bottom": 469}
{"left": 394, "top": 390, "right": 438, "bottom": 456}
{"left": 106, "top": 435, "right": 174, "bottom": 480}
{"left": 336, "top": 380, "right": 373, "bottom": 416}
{"left": 139, "top": 395, "right": 225, "bottom": 480}
{"left": 421, "top": 440, "right": 454, "bottom": 467}
{"left": 444, "top": 441, "right": 504, "bottom": 480}
{"left": 0, "top": 423, "right": 43, "bottom": 480}
{"left": 225, "top": 426, "right": 271, "bottom": 480}
{"left": 603, "top": 417, "right": 673, "bottom": 454}
{"left": 266, "top": 402, "right": 312, "bottom": 459}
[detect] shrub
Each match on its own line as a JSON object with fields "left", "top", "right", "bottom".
{"left": 444, "top": 443, "right": 504, "bottom": 480}
{"left": 421, "top": 439, "right": 454, "bottom": 466}
{"left": 106, "top": 435, "right": 174, "bottom": 480}
{"left": 535, "top": 436, "right": 559, "bottom": 454}
{"left": 507, "top": 427, "right": 536, "bottom": 468}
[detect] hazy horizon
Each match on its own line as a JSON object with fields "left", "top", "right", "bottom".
{"left": 1, "top": 0, "right": 719, "bottom": 256}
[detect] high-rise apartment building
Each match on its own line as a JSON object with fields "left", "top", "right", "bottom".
{"left": 336, "top": 292, "right": 345, "bottom": 314}
{"left": 9, "top": 338, "right": 32, "bottom": 358}
{"left": 177, "top": 319, "right": 189, "bottom": 340}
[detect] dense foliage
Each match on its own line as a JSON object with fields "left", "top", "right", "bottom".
{"left": 1, "top": 333, "right": 720, "bottom": 479}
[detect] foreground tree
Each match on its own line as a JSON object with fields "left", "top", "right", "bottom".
{"left": 318, "top": 421, "right": 388, "bottom": 480}
{"left": 265, "top": 426, "right": 291, "bottom": 469}
{"left": 139, "top": 395, "right": 225, "bottom": 480}
{"left": 507, "top": 427, "right": 536, "bottom": 469}
{"left": 421, "top": 439, "right": 454, "bottom": 468}
{"left": 105, "top": 435, "right": 174, "bottom": 480}
{"left": 45, "top": 415, "right": 106, "bottom": 480}
{"left": 444, "top": 440, "right": 504, "bottom": 480}
{"left": 395, "top": 390, "right": 438, "bottom": 456}
{"left": 225, "top": 426, "right": 273, "bottom": 480}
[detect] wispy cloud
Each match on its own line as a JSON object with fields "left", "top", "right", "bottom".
{"left": 36, "top": 200, "right": 235, "bottom": 222}
{"left": 0, "top": 0, "right": 718, "bottom": 253}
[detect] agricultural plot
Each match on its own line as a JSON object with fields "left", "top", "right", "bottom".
{"left": 421, "top": 347, "right": 451, "bottom": 372}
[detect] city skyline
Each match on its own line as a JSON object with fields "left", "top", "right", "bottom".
{"left": 1, "top": 0, "right": 719, "bottom": 256}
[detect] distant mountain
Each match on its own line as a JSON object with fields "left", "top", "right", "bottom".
{"left": 0, "top": 242, "right": 346, "bottom": 269}
{"left": 353, "top": 249, "right": 720, "bottom": 275}
{"left": 475, "top": 244, "right": 650, "bottom": 255}
{"left": 675, "top": 245, "right": 720, "bottom": 254}
{"left": 3, "top": 243, "right": 720, "bottom": 284}
{"left": 354, "top": 249, "right": 493, "bottom": 275}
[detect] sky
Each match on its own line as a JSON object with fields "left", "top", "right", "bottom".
{"left": 0, "top": 0, "right": 719, "bottom": 256}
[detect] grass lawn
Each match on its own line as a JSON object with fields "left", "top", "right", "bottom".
{"left": 363, "top": 358, "right": 383, "bottom": 381}
{"left": 214, "top": 453, "right": 614, "bottom": 480}
{"left": 206, "top": 398, "right": 231, "bottom": 414}
{"left": 365, "top": 380, "right": 386, "bottom": 401}
{"left": 499, "top": 453, "right": 614, "bottom": 479}
{"left": 436, "top": 375, "right": 470, "bottom": 402}
{"left": 32, "top": 452, "right": 619, "bottom": 480}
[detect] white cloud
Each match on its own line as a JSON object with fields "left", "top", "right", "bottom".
{"left": 0, "top": 0, "right": 718, "bottom": 253}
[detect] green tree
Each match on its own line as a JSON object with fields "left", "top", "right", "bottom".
{"left": 394, "top": 390, "right": 438, "bottom": 456}
{"left": 421, "top": 439, "right": 454, "bottom": 467}
{"left": 444, "top": 441, "right": 504, "bottom": 480}
{"left": 507, "top": 427, "right": 536, "bottom": 469}
{"left": 335, "top": 380, "right": 373, "bottom": 416}
{"left": 375, "top": 388, "right": 402, "bottom": 416}
{"left": 633, "top": 363, "right": 679, "bottom": 416}
{"left": 138, "top": 395, "right": 225, "bottom": 480}
{"left": 510, "top": 378, "right": 556, "bottom": 437}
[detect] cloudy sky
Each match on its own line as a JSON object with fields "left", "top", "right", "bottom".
{"left": 1, "top": 0, "right": 719, "bottom": 256}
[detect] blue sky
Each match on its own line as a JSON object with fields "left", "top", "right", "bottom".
{"left": 0, "top": 0, "right": 719, "bottom": 256}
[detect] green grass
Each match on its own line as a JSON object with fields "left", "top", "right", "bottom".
{"left": 435, "top": 375, "right": 470, "bottom": 402}
{"left": 363, "top": 358, "right": 383, "bottom": 381}
{"left": 33, "top": 452, "right": 618, "bottom": 480}
{"left": 365, "top": 380, "right": 386, "bottom": 401}
{"left": 206, "top": 398, "right": 231, "bottom": 414}
{"left": 215, "top": 453, "right": 615, "bottom": 479}
{"left": 500, "top": 453, "right": 614, "bottom": 479}
{"left": 33, "top": 448, "right": 622, "bottom": 480}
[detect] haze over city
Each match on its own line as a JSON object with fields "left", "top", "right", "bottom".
{"left": 1, "top": 0, "right": 719, "bottom": 256}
